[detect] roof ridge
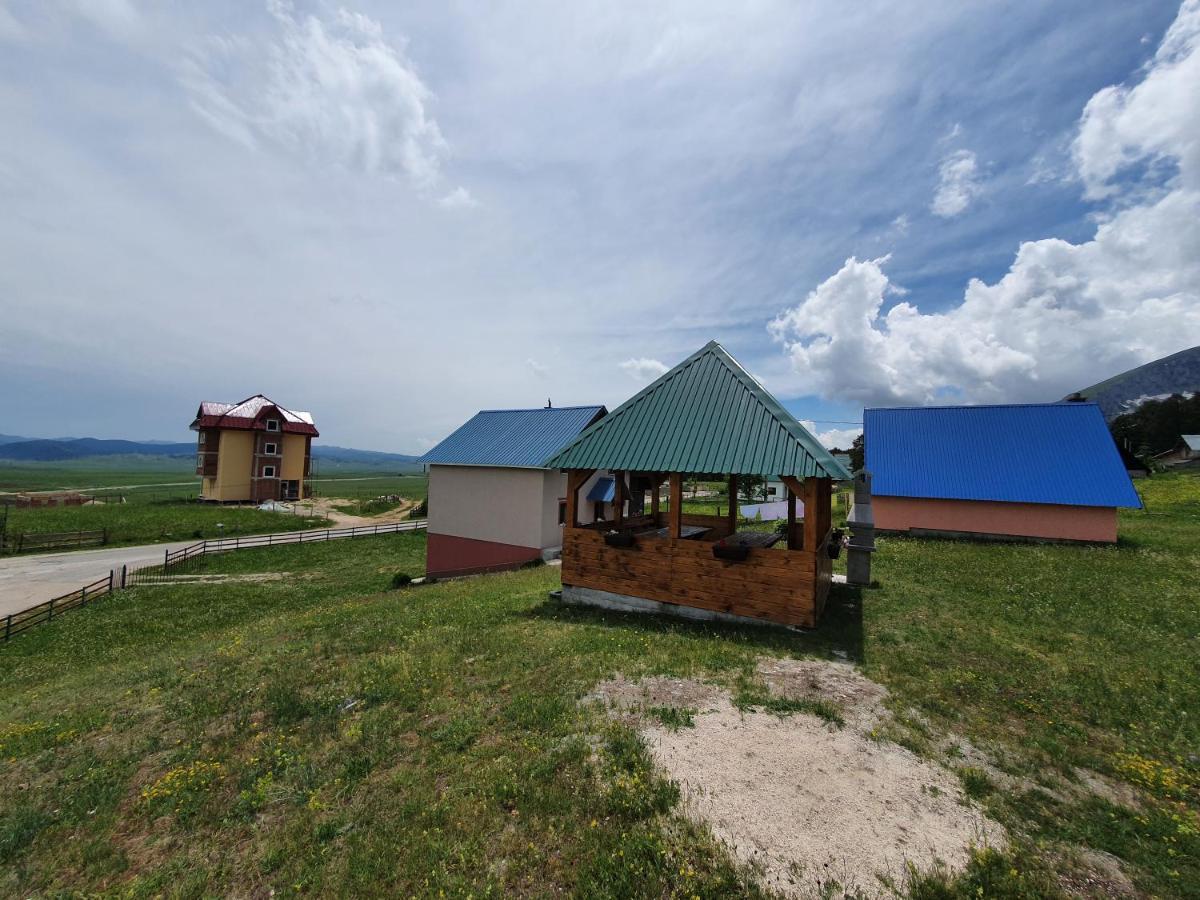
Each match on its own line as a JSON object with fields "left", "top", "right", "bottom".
{"left": 867, "top": 402, "right": 1100, "bottom": 412}
{"left": 543, "top": 341, "right": 850, "bottom": 479}
{"left": 542, "top": 343, "right": 724, "bottom": 465}
{"left": 476, "top": 405, "right": 605, "bottom": 413}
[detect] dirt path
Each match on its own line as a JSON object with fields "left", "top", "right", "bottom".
{"left": 303, "top": 497, "right": 420, "bottom": 528}
{"left": 590, "top": 660, "right": 1003, "bottom": 897}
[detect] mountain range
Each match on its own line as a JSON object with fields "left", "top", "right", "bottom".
{"left": 0, "top": 436, "right": 421, "bottom": 467}
{"left": 1072, "top": 345, "right": 1200, "bottom": 419}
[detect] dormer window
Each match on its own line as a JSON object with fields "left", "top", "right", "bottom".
{"left": 266, "top": 420, "right": 280, "bottom": 432}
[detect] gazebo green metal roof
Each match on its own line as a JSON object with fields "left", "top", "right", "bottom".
{"left": 544, "top": 341, "right": 851, "bottom": 480}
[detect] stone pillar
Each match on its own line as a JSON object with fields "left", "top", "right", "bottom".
{"left": 846, "top": 471, "right": 875, "bottom": 586}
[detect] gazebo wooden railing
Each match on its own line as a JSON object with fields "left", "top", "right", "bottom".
{"left": 561, "top": 470, "right": 834, "bottom": 628}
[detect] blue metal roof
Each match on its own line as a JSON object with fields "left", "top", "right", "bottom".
{"left": 864, "top": 403, "right": 1142, "bottom": 508}
{"left": 586, "top": 476, "right": 615, "bottom": 503}
{"left": 420, "top": 406, "right": 606, "bottom": 468}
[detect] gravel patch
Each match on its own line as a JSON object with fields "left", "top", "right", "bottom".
{"left": 591, "top": 658, "right": 1004, "bottom": 897}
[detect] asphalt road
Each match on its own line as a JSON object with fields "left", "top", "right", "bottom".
{"left": 0, "top": 520, "right": 428, "bottom": 619}
{"left": 0, "top": 541, "right": 195, "bottom": 617}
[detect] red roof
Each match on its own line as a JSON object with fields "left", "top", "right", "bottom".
{"left": 190, "top": 395, "right": 318, "bottom": 436}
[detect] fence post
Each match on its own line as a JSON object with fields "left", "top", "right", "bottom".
{"left": 49, "top": 597, "right": 55, "bottom": 620}
{"left": 109, "top": 569, "right": 114, "bottom": 594}
{"left": 121, "top": 564, "right": 127, "bottom": 589}
{"left": 102, "top": 527, "right": 109, "bottom": 546}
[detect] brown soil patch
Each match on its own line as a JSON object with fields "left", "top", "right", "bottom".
{"left": 1058, "top": 848, "right": 1138, "bottom": 898}
{"left": 590, "top": 659, "right": 1004, "bottom": 897}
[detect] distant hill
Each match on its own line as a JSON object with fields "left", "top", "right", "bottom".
{"left": 0, "top": 439, "right": 194, "bottom": 461}
{"left": 311, "top": 445, "right": 422, "bottom": 466}
{"left": 0, "top": 434, "right": 31, "bottom": 445}
{"left": 1073, "top": 346, "right": 1200, "bottom": 419}
{"left": 0, "top": 436, "right": 422, "bottom": 468}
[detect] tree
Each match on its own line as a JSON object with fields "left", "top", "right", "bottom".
{"left": 849, "top": 434, "right": 864, "bottom": 473}
{"left": 1110, "top": 393, "right": 1200, "bottom": 459}
{"left": 737, "top": 475, "right": 767, "bottom": 502}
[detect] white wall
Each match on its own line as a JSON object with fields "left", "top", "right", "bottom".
{"left": 428, "top": 464, "right": 551, "bottom": 549}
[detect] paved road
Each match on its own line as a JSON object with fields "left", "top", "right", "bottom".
{"left": 0, "top": 541, "right": 195, "bottom": 617}
{"left": 0, "top": 520, "right": 428, "bottom": 618}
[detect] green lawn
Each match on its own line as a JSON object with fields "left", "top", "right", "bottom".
{"left": 311, "top": 474, "right": 427, "bottom": 502}
{"left": 3, "top": 502, "right": 330, "bottom": 549}
{"left": 0, "top": 475, "right": 1196, "bottom": 897}
{"left": 0, "top": 459, "right": 201, "bottom": 502}
{"left": 0, "top": 460, "right": 426, "bottom": 506}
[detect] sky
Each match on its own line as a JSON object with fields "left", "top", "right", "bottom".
{"left": 1, "top": 0, "right": 1198, "bottom": 453}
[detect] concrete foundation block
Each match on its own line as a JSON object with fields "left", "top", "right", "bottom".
{"left": 560, "top": 584, "right": 789, "bottom": 629}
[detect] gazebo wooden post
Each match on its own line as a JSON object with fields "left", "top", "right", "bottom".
{"left": 786, "top": 485, "right": 797, "bottom": 550}
{"left": 650, "top": 475, "right": 661, "bottom": 522}
{"left": 613, "top": 470, "right": 625, "bottom": 529}
{"left": 668, "top": 472, "right": 683, "bottom": 539}
{"left": 803, "top": 476, "right": 820, "bottom": 550}
{"left": 726, "top": 474, "right": 738, "bottom": 535}
{"left": 564, "top": 469, "right": 595, "bottom": 530}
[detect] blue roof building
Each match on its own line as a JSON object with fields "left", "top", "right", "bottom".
{"left": 421, "top": 406, "right": 606, "bottom": 468}
{"left": 864, "top": 402, "right": 1140, "bottom": 543}
{"left": 419, "top": 405, "right": 611, "bottom": 578}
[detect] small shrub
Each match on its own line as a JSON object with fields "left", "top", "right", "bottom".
{"left": 391, "top": 572, "right": 412, "bottom": 589}
{"left": 648, "top": 706, "right": 695, "bottom": 731}
{"left": 959, "top": 766, "right": 996, "bottom": 800}
{"left": 734, "top": 689, "right": 845, "bottom": 727}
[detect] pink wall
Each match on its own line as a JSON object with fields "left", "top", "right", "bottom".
{"left": 427, "top": 532, "right": 542, "bottom": 578}
{"left": 874, "top": 496, "right": 1118, "bottom": 543}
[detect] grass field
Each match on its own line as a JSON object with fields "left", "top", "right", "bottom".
{"left": 0, "top": 459, "right": 201, "bottom": 501}
{"left": 311, "top": 474, "right": 428, "bottom": 502}
{"left": 2, "top": 502, "right": 331, "bottom": 548}
{"left": 0, "top": 474, "right": 1196, "bottom": 896}
{"left": 0, "top": 460, "right": 427, "bottom": 507}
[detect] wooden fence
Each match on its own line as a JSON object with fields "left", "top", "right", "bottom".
{"left": 3, "top": 572, "right": 115, "bottom": 641}
{"left": 0, "top": 529, "right": 108, "bottom": 554}
{"left": 3, "top": 519, "right": 428, "bottom": 640}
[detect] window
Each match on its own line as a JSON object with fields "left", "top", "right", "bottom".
{"left": 266, "top": 419, "right": 280, "bottom": 432}
{"left": 198, "top": 432, "right": 206, "bottom": 444}
{"left": 558, "top": 500, "right": 567, "bottom": 526}
{"left": 264, "top": 442, "right": 277, "bottom": 456}
{"left": 263, "top": 465, "right": 276, "bottom": 478}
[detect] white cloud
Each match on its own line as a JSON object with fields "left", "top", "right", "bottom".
{"left": 619, "top": 357, "right": 669, "bottom": 382}
{"left": 1074, "top": 0, "right": 1200, "bottom": 198}
{"left": 71, "top": 0, "right": 140, "bottom": 38}
{"left": 930, "top": 148, "right": 982, "bottom": 217}
{"left": 800, "top": 421, "right": 861, "bottom": 450}
{"left": 774, "top": 2, "right": 1200, "bottom": 408}
{"left": 438, "top": 186, "right": 478, "bottom": 209}
{"left": 525, "top": 357, "right": 548, "bottom": 377}
{"left": 0, "top": 4, "right": 26, "bottom": 41}
{"left": 182, "top": 1, "right": 449, "bottom": 188}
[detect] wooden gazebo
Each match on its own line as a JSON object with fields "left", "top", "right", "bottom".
{"left": 544, "top": 341, "right": 850, "bottom": 628}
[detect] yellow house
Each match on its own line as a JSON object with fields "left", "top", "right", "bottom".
{"left": 190, "top": 395, "right": 318, "bottom": 502}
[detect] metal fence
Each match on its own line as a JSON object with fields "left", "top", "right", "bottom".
{"left": 3, "top": 520, "right": 428, "bottom": 640}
